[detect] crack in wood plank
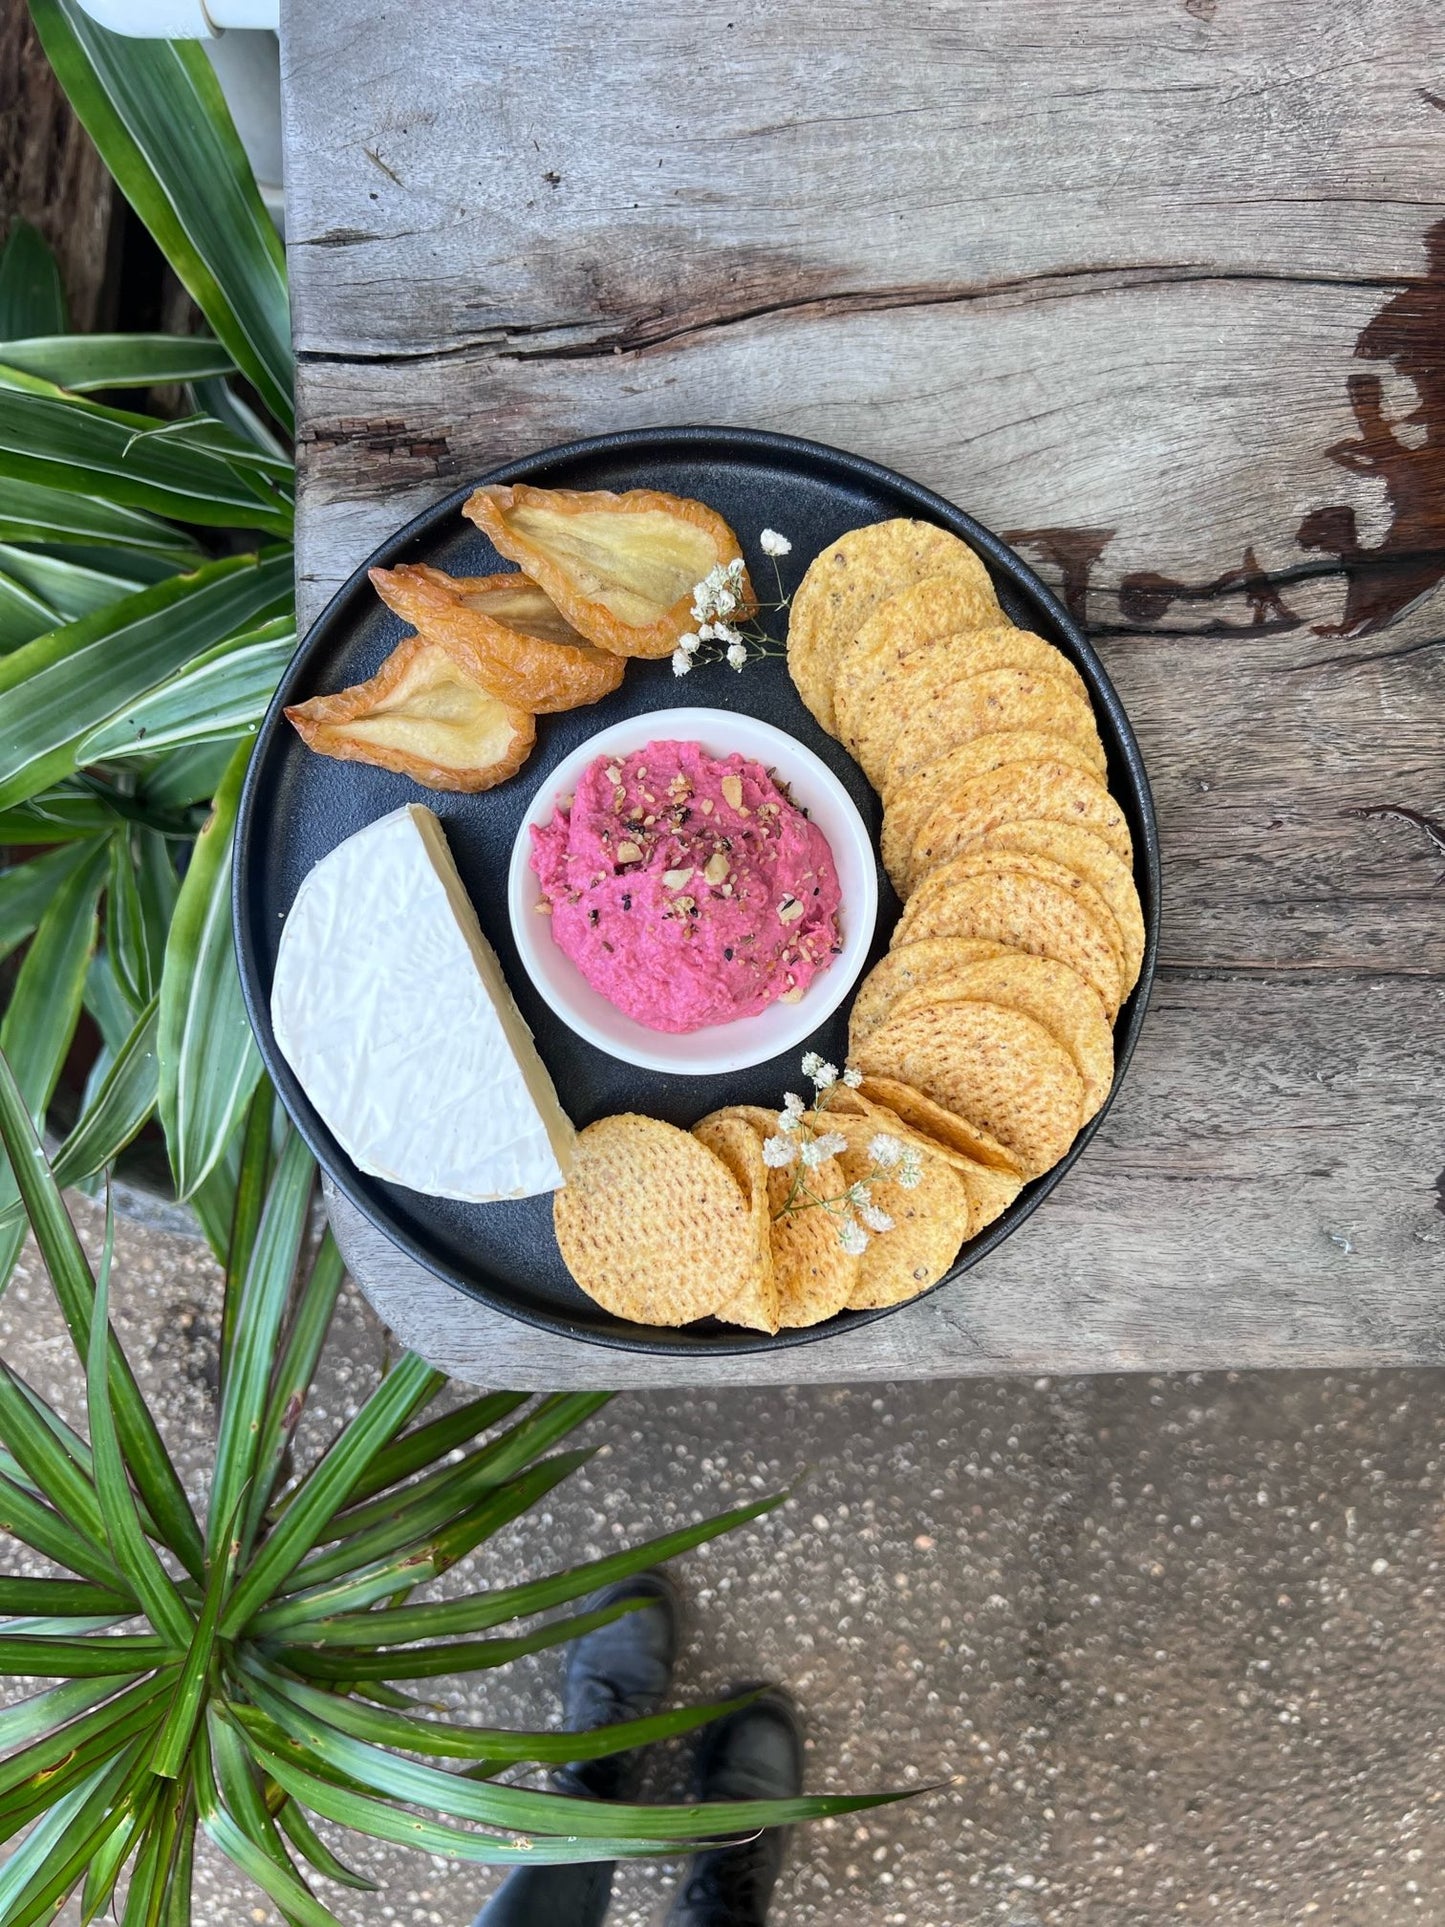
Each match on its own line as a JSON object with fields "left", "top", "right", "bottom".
{"left": 293, "top": 261, "right": 1421, "bottom": 367}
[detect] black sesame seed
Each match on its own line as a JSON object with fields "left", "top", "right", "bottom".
{"left": 723, "top": 946, "right": 733, "bottom": 960}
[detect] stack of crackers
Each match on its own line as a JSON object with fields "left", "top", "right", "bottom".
{"left": 790, "top": 515, "right": 1143, "bottom": 1198}
{"left": 554, "top": 1103, "right": 985, "bottom": 1333}
{"left": 552, "top": 516, "right": 1144, "bottom": 1334}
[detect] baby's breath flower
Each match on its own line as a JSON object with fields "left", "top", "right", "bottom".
{"left": 671, "top": 648, "right": 692, "bottom": 677}
{"left": 813, "top": 1062, "right": 839, "bottom": 1091}
{"left": 896, "top": 1148, "right": 924, "bottom": 1190}
{"left": 841, "top": 1066, "right": 864, "bottom": 1088}
{"left": 799, "top": 1136, "right": 829, "bottom": 1170}
{"left": 760, "top": 529, "right": 792, "bottom": 557}
{"left": 726, "top": 641, "right": 748, "bottom": 670}
{"left": 859, "top": 1200, "right": 895, "bottom": 1234}
{"left": 727, "top": 557, "right": 746, "bottom": 580}
{"left": 678, "top": 631, "right": 701, "bottom": 654}
{"left": 713, "top": 622, "right": 744, "bottom": 646}
{"left": 696, "top": 623, "right": 716, "bottom": 642}
{"left": 845, "top": 1179, "right": 872, "bottom": 1208}
{"left": 811, "top": 1130, "right": 849, "bottom": 1161}
{"left": 761, "top": 1134, "right": 797, "bottom": 1169}
{"left": 837, "top": 1216, "right": 869, "bottom": 1257}
{"left": 869, "top": 1133, "right": 904, "bottom": 1168}
{"left": 800, "top": 1052, "right": 825, "bottom": 1079}
{"left": 782, "top": 1091, "right": 805, "bottom": 1119}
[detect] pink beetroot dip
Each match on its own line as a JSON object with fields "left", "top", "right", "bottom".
{"left": 530, "top": 739, "right": 843, "bottom": 1033}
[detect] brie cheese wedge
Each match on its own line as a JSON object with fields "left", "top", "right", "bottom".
{"left": 271, "top": 803, "right": 574, "bottom": 1200}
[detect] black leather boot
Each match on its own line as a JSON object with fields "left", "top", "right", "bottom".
{"left": 472, "top": 1572, "right": 679, "bottom": 1926}
{"left": 665, "top": 1685, "right": 803, "bottom": 1926}
{"left": 553, "top": 1570, "right": 680, "bottom": 1800}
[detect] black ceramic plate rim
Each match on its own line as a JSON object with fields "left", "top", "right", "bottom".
{"left": 235, "top": 425, "right": 1160, "bottom": 1355}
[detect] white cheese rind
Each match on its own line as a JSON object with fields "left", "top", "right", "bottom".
{"left": 271, "top": 803, "right": 574, "bottom": 1201}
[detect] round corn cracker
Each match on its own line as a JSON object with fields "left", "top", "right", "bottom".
{"left": 836, "top": 1081, "right": 1026, "bottom": 1232}
{"left": 892, "top": 863, "right": 1125, "bottom": 1017}
{"left": 554, "top": 1114, "right": 759, "bottom": 1326}
{"left": 972, "top": 819, "right": 1145, "bottom": 993}
{"left": 886, "top": 950, "right": 1115, "bottom": 1120}
{"left": 787, "top": 521, "right": 998, "bottom": 734}
{"left": 881, "top": 731, "right": 1105, "bottom": 895}
{"left": 903, "top": 849, "right": 1126, "bottom": 967}
{"left": 725, "top": 1105, "right": 859, "bottom": 1327}
{"left": 908, "top": 760, "right": 1133, "bottom": 878}
{"left": 849, "top": 937, "right": 1011, "bottom": 1052}
{"left": 881, "top": 669, "right": 1105, "bottom": 798}
{"left": 856, "top": 1001, "right": 1085, "bottom": 1180}
{"left": 692, "top": 1109, "right": 780, "bottom": 1333}
{"left": 817, "top": 1110, "right": 973, "bottom": 1310}
{"left": 839, "top": 624, "right": 1090, "bottom": 781}
{"left": 834, "top": 580, "right": 1012, "bottom": 766}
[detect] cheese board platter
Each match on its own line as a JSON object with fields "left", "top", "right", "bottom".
{"left": 233, "top": 427, "right": 1159, "bottom": 1354}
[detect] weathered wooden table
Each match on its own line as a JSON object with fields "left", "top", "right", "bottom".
{"left": 279, "top": 0, "right": 1444, "bottom": 1387}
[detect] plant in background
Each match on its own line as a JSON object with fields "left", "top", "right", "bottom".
{"left": 0, "top": 3, "right": 908, "bottom": 1912}
{"left": 1, "top": 0, "right": 298, "bottom": 1287}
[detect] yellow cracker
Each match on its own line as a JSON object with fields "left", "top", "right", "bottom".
{"left": 818, "top": 1111, "right": 972, "bottom": 1310}
{"left": 881, "top": 668, "right": 1105, "bottom": 798}
{"left": 887, "top": 951, "right": 1115, "bottom": 1121}
{"left": 881, "top": 731, "right": 1104, "bottom": 895}
{"left": 787, "top": 521, "right": 997, "bottom": 734}
{"left": 834, "top": 580, "right": 1010, "bottom": 767}
{"left": 840, "top": 624, "right": 1089, "bottom": 780}
{"left": 727, "top": 1105, "right": 859, "bottom": 1327}
{"left": 554, "top": 1114, "right": 757, "bottom": 1326}
{"left": 692, "top": 1110, "right": 780, "bottom": 1333}
{"left": 837, "top": 1081, "right": 1025, "bottom": 1232}
{"left": 903, "top": 848, "right": 1126, "bottom": 968}
{"left": 976, "top": 819, "right": 1145, "bottom": 993}
{"left": 856, "top": 1001, "right": 1085, "bottom": 1180}
{"left": 908, "top": 760, "right": 1133, "bottom": 879}
{"left": 892, "top": 865, "right": 1125, "bottom": 1017}
{"left": 849, "top": 937, "right": 1011, "bottom": 1052}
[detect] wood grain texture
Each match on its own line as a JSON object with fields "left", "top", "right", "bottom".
{"left": 281, "top": 0, "right": 1445, "bottom": 1383}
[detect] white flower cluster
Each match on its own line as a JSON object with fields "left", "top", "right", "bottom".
{"left": 763, "top": 1053, "right": 921, "bottom": 1254}
{"left": 670, "top": 536, "right": 791, "bottom": 676}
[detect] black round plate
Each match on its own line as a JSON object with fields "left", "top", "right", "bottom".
{"left": 235, "top": 427, "right": 1159, "bottom": 1355}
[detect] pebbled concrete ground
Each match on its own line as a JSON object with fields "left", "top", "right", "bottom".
{"left": 5, "top": 1201, "right": 1445, "bottom": 1926}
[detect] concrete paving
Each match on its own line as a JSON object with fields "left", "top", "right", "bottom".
{"left": 4, "top": 1202, "right": 1445, "bottom": 1925}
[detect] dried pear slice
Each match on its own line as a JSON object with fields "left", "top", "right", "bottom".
{"left": 369, "top": 564, "right": 626, "bottom": 713}
{"left": 285, "top": 632, "right": 535, "bottom": 792}
{"left": 463, "top": 483, "right": 754, "bottom": 660}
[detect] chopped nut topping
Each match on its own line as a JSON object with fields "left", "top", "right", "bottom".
{"left": 698, "top": 797, "right": 714, "bottom": 814}
{"left": 703, "top": 851, "right": 730, "bottom": 885}
{"left": 534, "top": 900, "right": 553, "bottom": 914}
{"left": 778, "top": 895, "right": 804, "bottom": 924}
{"left": 779, "top": 986, "right": 804, "bottom": 1003}
{"left": 662, "top": 867, "right": 694, "bottom": 889}
{"left": 616, "top": 840, "right": 643, "bottom": 863}
{"left": 603, "top": 765, "right": 622, "bottom": 786}
{"left": 720, "top": 774, "right": 743, "bottom": 810}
